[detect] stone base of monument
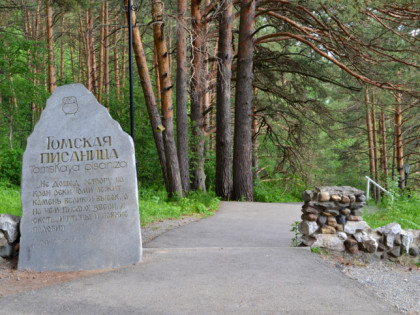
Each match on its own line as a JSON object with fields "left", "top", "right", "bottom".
{"left": 18, "top": 84, "right": 142, "bottom": 271}
{"left": 298, "top": 186, "right": 420, "bottom": 259}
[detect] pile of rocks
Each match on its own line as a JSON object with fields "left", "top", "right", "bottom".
{"left": 298, "top": 186, "right": 420, "bottom": 259}
{"left": 0, "top": 214, "right": 20, "bottom": 260}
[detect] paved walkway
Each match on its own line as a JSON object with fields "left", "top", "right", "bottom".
{"left": 0, "top": 202, "right": 398, "bottom": 314}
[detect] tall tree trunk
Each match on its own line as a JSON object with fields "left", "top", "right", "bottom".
{"left": 215, "top": 0, "right": 233, "bottom": 200}
{"left": 190, "top": 0, "right": 206, "bottom": 191}
{"left": 233, "top": 0, "right": 255, "bottom": 201}
{"left": 114, "top": 16, "right": 120, "bottom": 101}
{"left": 69, "top": 28, "right": 76, "bottom": 82}
{"left": 45, "top": 0, "right": 56, "bottom": 93}
{"left": 379, "top": 104, "right": 389, "bottom": 187}
{"left": 365, "top": 88, "right": 376, "bottom": 200}
{"left": 152, "top": 0, "right": 184, "bottom": 197}
{"left": 81, "top": 13, "right": 92, "bottom": 91}
{"left": 60, "top": 16, "right": 65, "bottom": 84}
{"left": 121, "top": 18, "right": 127, "bottom": 100}
{"left": 394, "top": 91, "right": 404, "bottom": 190}
{"left": 252, "top": 103, "right": 259, "bottom": 179}
{"left": 104, "top": 1, "right": 110, "bottom": 104}
{"left": 98, "top": 2, "right": 105, "bottom": 102}
{"left": 176, "top": 0, "right": 191, "bottom": 194}
{"left": 88, "top": 7, "right": 97, "bottom": 94}
{"left": 124, "top": 0, "right": 170, "bottom": 192}
{"left": 371, "top": 92, "right": 379, "bottom": 201}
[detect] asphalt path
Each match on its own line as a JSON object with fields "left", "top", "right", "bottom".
{"left": 0, "top": 202, "right": 399, "bottom": 314}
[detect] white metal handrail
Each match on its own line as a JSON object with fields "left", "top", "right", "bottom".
{"left": 365, "top": 176, "right": 394, "bottom": 201}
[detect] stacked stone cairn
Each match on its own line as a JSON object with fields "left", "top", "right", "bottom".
{"left": 299, "top": 186, "right": 420, "bottom": 259}
{"left": 0, "top": 214, "right": 20, "bottom": 261}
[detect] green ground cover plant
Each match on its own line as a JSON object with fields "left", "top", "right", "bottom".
{"left": 0, "top": 180, "right": 220, "bottom": 227}
{"left": 363, "top": 190, "right": 420, "bottom": 230}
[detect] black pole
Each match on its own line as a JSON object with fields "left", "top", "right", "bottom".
{"left": 128, "top": 0, "right": 135, "bottom": 142}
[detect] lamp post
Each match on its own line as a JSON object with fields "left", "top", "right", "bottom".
{"left": 121, "top": 0, "right": 139, "bottom": 142}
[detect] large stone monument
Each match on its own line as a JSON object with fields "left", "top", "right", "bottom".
{"left": 19, "top": 84, "right": 142, "bottom": 271}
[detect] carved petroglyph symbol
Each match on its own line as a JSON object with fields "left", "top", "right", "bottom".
{"left": 62, "top": 96, "right": 79, "bottom": 115}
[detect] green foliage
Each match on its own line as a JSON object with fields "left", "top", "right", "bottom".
{"left": 255, "top": 178, "right": 304, "bottom": 203}
{"left": 139, "top": 186, "right": 220, "bottom": 226}
{"left": 310, "top": 247, "right": 321, "bottom": 254}
{"left": 0, "top": 180, "right": 22, "bottom": 216}
{"left": 0, "top": 149, "right": 23, "bottom": 186}
{"left": 363, "top": 184, "right": 420, "bottom": 229}
{"left": 290, "top": 220, "right": 301, "bottom": 247}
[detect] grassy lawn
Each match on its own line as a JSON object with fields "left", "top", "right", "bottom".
{"left": 363, "top": 193, "right": 420, "bottom": 230}
{"left": 0, "top": 181, "right": 220, "bottom": 226}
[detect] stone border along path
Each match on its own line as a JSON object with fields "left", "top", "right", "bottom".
{"left": 0, "top": 202, "right": 403, "bottom": 314}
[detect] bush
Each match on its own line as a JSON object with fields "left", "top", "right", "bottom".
{"left": 0, "top": 180, "right": 22, "bottom": 216}
{"left": 0, "top": 149, "right": 23, "bottom": 186}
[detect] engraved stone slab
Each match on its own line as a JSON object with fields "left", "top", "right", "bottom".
{"left": 18, "top": 84, "right": 142, "bottom": 271}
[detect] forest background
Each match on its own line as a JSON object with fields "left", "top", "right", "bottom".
{"left": 0, "top": 0, "right": 419, "bottom": 226}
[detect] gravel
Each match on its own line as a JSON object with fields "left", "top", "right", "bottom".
{"left": 322, "top": 252, "right": 420, "bottom": 314}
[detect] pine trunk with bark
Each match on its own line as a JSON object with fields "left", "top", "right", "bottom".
{"left": 190, "top": 0, "right": 206, "bottom": 192}
{"left": 124, "top": 0, "right": 170, "bottom": 192}
{"left": 394, "top": 91, "right": 404, "bottom": 190}
{"left": 379, "top": 105, "right": 388, "bottom": 185}
{"left": 176, "top": 0, "right": 191, "bottom": 194}
{"left": 365, "top": 89, "right": 376, "bottom": 200}
{"left": 215, "top": 0, "right": 233, "bottom": 200}
{"left": 233, "top": 0, "right": 255, "bottom": 201}
{"left": 151, "top": 0, "right": 183, "bottom": 197}
{"left": 45, "top": 0, "right": 56, "bottom": 93}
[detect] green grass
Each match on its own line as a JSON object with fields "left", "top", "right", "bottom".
{"left": 138, "top": 186, "right": 220, "bottom": 226}
{"left": 0, "top": 181, "right": 22, "bottom": 216}
{"left": 363, "top": 193, "right": 420, "bottom": 230}
{"left": 254, "top": 179, "right": 303, "bottom": 203}
{"left": 0, "top": 180, "right": 220, "bottom": 226}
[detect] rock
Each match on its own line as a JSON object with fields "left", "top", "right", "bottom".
{"left": 340, "top": 208, "right": 351, "bottom": 216}
{"left": 341, "top": 195, "right": 350, "bottom": 204}
{"left": 401, "top": 231, "right": 414, "bottom": 254}
{"left": 351, "top": 209, "right": 363, "bottom": 216}
{"left": 337, "top": 232, "right": 347, "bottom": 241}
{"left": 0, "top": 244, "right": 14, "bottom": 258}
{"left": 349, "top": 195, "right": 356, "bottom": 203}
{"left": 317, "top": 215, "right": 327, "bottom": 226}
{"left": 336, "top": 215, "right": 346, "bottom": 225}
{"left": 321, "top": 225, "right": 336, "bottom": 234}
{"left": 0, "top": 231, "right": 8, "bottom": 247}
{"left": 379, "top": 223, "right": 402, "bottom": 248}
{"left": 336, "top": 224, "right": 344, "bottom": 232}
{"left": 347, "top": 215, "right": 362, "bottom": 221}
{"left": 349, "top": 202, "right": 366, "bottom": 210}
{"left": 318, "top": 191, "right": 330, "bottom": 202}
{"left": 327, "top": 216, "right": 337, "bottom": 227}
{"left": 356, "top": 195, "right": 367, "bottom": 202}
{"left": 0, "top": 256, "right": 4, "bottom": 264}
{"left": 345, "top": 239, "right": 359, "bottom": 254}
{"left": 312, "top": 234, "right": 345, "bottom": 251}
{"left": 331, "top": 195, "right": 341, "bottom": 202}
{"left": 394, "top": 234, "right": 402, "bottom": 246}
{"left": 323, "top": 209, "right": 340, "bottom": 216}
{"left": 344, "top": 221, "right": 369, "bottom": 234}
{"left": 302, "top": 190, "right": 313, "bottom": 202}
{"left": 298, "top": 221, "right": 319, "bottom": 236}
{"left": 301, "top": 235, "right": 316, "bottom": 246}
{"left": 305, "top": 214, "right": 318, "bottom": 222}
{"left": 409, "top": 247, "right": 419, "bottom": 257}
{"left": 321, "top": 212, "right": 334, "bottom": 217}
{"left": 389, "top": 246, "right": 401, "bottom": 258}
{"left": 354, "top": 231, "right": 378, "bottom": 253}
{"left": 0, "top": 214, "right": 21, "bottom": 243}
{"left": 314, "top": 202, "right": 340, "bottom": 210}
{"left": 302, "top": 204, "right": 321, "bottom": 215}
